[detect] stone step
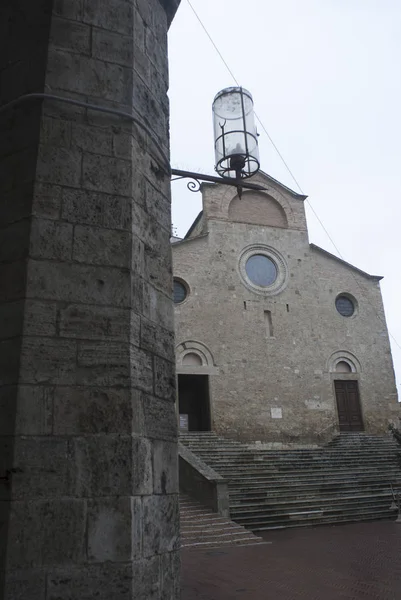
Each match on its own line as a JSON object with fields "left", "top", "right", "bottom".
{"left": 179, "top": 432, "right": 401, "bottom": 532}
{"left": 248, "top": 509, "right": 394, "bottom": 531}
{"left": 230, "top": 492, "right": 394, "bottom": 513}
{"left": 179, "top": 493, "right": 265, "bottom": 549}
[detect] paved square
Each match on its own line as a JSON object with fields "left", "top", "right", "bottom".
{"left": 182, "top": 521, "right": 401, "bottom": 599}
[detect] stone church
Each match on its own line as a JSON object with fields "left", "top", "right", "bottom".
{"left": 172, "top": 171, "right": 399, "bottom": 444}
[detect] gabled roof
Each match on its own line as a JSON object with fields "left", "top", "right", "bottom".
{"left": 199, "top": 169, "right": 307, "bottom": 201}
{"left": 256, "top": 169, "right": 308, "bottom": 201}
{"left": 310, "top": 244, "right": 383, "bottom": 281}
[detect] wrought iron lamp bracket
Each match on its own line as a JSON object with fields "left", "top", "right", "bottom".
{"left": 171, "top": 168, "right": 266, "bottom": 199}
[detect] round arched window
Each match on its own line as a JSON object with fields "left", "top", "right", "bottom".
{"left": 173, "top": 279, "right": 188, "bottom": 304}
{"left": 335, "top": 295, "right": 355, "bottom": 317}
{"left": 245, "top": 254, "right": 277, "bottom": 287}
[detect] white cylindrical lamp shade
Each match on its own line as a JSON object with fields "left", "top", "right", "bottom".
{"left": 213, "top": 87, "right": 260, "bottom": 179}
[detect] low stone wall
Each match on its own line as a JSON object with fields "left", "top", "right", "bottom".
{"left": 179, "top": 443, "right": 230, "bottom": 517}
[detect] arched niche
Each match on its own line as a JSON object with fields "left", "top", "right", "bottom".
{"left": 327, "top": 351, "right": 361, "bottom": 374}
{"left": 176, "top": 340, "right": 219, "bottom": 375}
{"left": 228, "top": 191, "right": 288, "bottom": 229}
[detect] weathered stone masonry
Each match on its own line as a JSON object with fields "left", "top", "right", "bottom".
{"left": 1, "top": 0, "right": 180, "bottom": 598}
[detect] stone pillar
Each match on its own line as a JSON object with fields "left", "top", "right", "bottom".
{"left": 0, "top": 0, "right": 180, "bottom": 598}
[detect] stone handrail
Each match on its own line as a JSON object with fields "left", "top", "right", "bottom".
{"left": 178, "top": 442, "right": 230, "bottom": 518}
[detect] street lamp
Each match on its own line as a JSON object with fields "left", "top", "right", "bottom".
{"left": 171, "top": 86, "right": 263, "bottom": 197}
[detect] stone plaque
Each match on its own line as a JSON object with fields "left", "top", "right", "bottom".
{"left": 271, "top": 408, "right": 282, "bottom": 419}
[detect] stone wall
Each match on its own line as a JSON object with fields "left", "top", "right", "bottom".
{"left": 0, "top": 0, "right": 180, "bottom": 598}
{"left": 172, "top": 174, "right": 399, "bottom": 443}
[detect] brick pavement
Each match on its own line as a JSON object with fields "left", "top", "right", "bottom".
{"left": 181, "top": 521, "right": 401, "bottom": 599}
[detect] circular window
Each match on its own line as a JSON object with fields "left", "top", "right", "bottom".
{"left": 238, "top": 244, "right": 288, "bottom": 296}
{"left": 245, "top": 254, "right": 277, "bottom": 287}
{"left": 173, "top": 279, "right": 188, "bottom": 304}
{"left": 335, "top": 295, "right": 355, "bottom": 317}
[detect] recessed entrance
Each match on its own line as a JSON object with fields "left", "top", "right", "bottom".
{"left": 334, "top": 380, "right": 364, "bottom": 431}
{"left": 178, "top": 374, "right": 211, "bottom": 432}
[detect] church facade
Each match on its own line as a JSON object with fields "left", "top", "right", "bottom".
{"left": 172, "top": 172, "right": 399, "bottom": 444}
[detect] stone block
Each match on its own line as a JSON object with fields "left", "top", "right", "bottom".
{"left": 131, "top": 72, "right": 165, "bottom": 143}
{"left": 0, "top": 185, "right": 33, "bottom": 227}
{"left": 71, "top": 123, "right": 113, "bottom": 156}
{"left": 19, "top": 337, "right": 76, "bottom": 385}
{"left": 154, "top": 356, "right": 175, "bottom": 401}
{"left": 74, "top": 435, "right": 132, "bottom": 497}
{"left": 153, "top": 441, "right": 178, "bottom": 495}
{"left": 36, "top": 144, "right": 81, "bottom": 188}
{"left": 133, "top": 10, "right": 146, "bottom": 50}
{"left": 82, "top": 153, "right": 132, "bottom": 196}
{"left": 7, "top": 499, "right": 86, "bottom": 568}
{"left": 29, "top": 218, "right": 73, "bottom": 260}
{"left": 145, "top": 27, "right": 168, "bottom": 76}
{"left": 0, "top": 300, "right": 25, "bottom": 340}
{"left": 160, "top": 551, "right": 180, "bottom": 600}
{"left": 132, "top": 556, "right": 161, "bottom": 600}
{"left": 47, "top": 563, "right": 133, "bottom": 600}
{"left": 0, "top": 339, "right": 22, "bottom": 386}
{"left": 50, "top": 16, "right": 91, "bottom": 55}
{"left": 143, "top": 283, "right": 174, "bottom": 330}
{"left": 145, "top": 181, "right": 171, "bottom": 232}
{"left": 0, "top": 219, "right": 30, "bottom": 263}
{"left": 141, "top": 318, "right": 174, "bottom": 361}
{"left": 87, "top": 497, "right": 133, "bottom": 562}
{"left": 53, "top": 0, "right": 83, "bottom": 21}
{"left": 61, "top": 188, "right": 130, "bottom": 230}
{"left": 73, "top": 225, "right": 131, "bottom": 267}
{"left": 11, "top": 437, "right": 74, "bottom": 499}
{"left": 40, "top": 116, "right": 72, "bottom": 148}
{"left": 83, "top": 0, "right": 133, "bottom": 34}
{"left": 132, "top": 437, "right": 153, "bottom": 495}
{"left": 131, "top": 497, "right": 143, "bottom": 559}
{"left": 53, "top": 387, "right": 131, "bottom": 435}
{"left": 23, "top": 300, "right": 57, "bottom": 337}
{"left": 47, "top": 49, "right": 133, "bottom": 104}
{"left": 3, "top": 568, "right": 46, "bottom": 600}
{"left": 130, "top": 345, "right": 153, "bottom": 394}
{"left": 58, "top": 304, "right": 134, "bottom": 341}
{"left": 132, "top": 236, "right": 144, "bottom": 278}
{"left": 32, "top": 183, "right": 63, "bottom": 220}
{"left": 145, "top": 247, "right": 172, "bottom": 297}
{"left": 27, "top": 260, "right": 131, "bottom": 307}
{"left": 133, "top": 43, "right": 151, "bottom": 86}
{"left": 92, "top": 29, "right": 134, "bottom": 67}
{"left": 142, "top": 495, "right": 179, "bottom": 558}
{"left": 132, "top": 201, "right": 170, "bottom": 258}
{"left": 0, "top": 385, "right": 53, "bottom": 436}
{"left": 76, "top": 341, "right": 130, "bottom": 387}
{"left": 131, "top": 275, "right": 144, "bottom": 320}
{"left": 143, "top": 395, "right": 177, "bottom": 441}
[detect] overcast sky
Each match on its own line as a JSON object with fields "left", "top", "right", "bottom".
{"left": 167, "top": 0, "right": 401, "bottom": 397}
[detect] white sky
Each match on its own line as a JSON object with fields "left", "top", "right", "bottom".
{"left": 167, "top": 0, "right": 401, "bottom": 398}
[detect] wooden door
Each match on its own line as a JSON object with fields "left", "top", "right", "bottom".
{"left": 334, "top": 380, "right": 364, "bottom": 431}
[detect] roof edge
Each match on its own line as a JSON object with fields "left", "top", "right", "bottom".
{"left": 310, "top": 244, "right": 383, "bottom": 281}
{"left": 184, "top": 210, "right": 203, "bottom": 239}
{"left": 171, "top": 233, "right": 209, "bottom": 246}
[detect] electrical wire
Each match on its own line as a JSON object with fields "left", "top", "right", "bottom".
{"left": 185, "top": 0, "right": 401, "bottom": 358}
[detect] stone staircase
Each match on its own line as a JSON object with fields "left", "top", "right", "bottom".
{"left": 180, "top": 493, "right": 266, "bottom": 549}
{"left": 180, "top": 431, "right": 401, "bottom": 531}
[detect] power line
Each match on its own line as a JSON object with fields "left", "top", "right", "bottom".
{"left": 185, "top": 0, "right": 401, "bottom": 357}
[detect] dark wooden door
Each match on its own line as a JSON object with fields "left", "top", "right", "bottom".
{"left": 334, "top": 380, "right": 364, "bottom": 431}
